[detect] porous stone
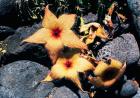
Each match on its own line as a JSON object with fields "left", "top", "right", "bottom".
{"left": 120, "top": 80, "right": 139, "bottom": 97}
{"left": 49, "top": 86, "right": 89, "bottom": 98}
{"left": 96, "top": 33, "right": 140, "bottom": 65}
{"left": 83, "top": 13, "right": 98, "bottom": 23}
{"left": 132, "top": 88, "right": 140, "bottom": 98}
{"left": 0, "top": 0, "right": 18, "bottom": 25}
{"left": 127, "top": 0, "right": 140, "bottom": 38}
{"left": 138, "top": 58, "right": 140, "bottom": 66}
{"left": 0, "top": 23, "right": 51, "bottom": 66}
{"left": 0, "top": 26, "right": 15, "bottom": 40}
{"left": 0, "top": 60, "right": 54, "bottom": 98}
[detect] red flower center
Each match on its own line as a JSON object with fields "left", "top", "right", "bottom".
{"left": 64, "top": 60, "right": 72, "bottom": 68}
{"left": 52, "top": 28, "right": 61, "bottom": 39}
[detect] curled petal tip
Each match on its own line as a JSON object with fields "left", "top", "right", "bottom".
{"left": 41, "top": 74, "right": 53, "bottom": 82}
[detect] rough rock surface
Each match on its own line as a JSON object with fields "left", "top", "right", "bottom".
{"left": 120, "top": 80, "right": 139, "bottom": 97}
{"left": 0, "top": 23, "right": 51, "bottom": 66}
{"left": 0, "top": 0, "right": 18, "bottom": 25}
{"left": 0, "top": 60, "right": 89, "bottom": 98}
{"left": 49, "top": 86, "right": 89, "bottom": 98}
{"left": 0, "top": 60, "right": 54, "bottom": 98}
{"left": 96, "top": 33, "right": 140, "bottom": 65}
{"left": 127, "top": 0, "right": 140, "bottom": 38}
{"left": 137, "top": 58, "right": 140, "bottom": 66}
{"left": 132, "top": 88, "right": 140, "bottom": 98}
{"left": 0, "top": 26, "right": 15, "bottom": 40}
{"left": 83, "top": 13, "right": 98, "bottom": 23}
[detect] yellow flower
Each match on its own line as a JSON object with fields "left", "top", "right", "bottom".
{"left": 42, "top": 49, "right": 95, "bottom": 91}
{"left": 88, "top": 58, "right": 126, "bottom": 87}
{"left": 23, "top": 6, "right": 87, "bottom": 64}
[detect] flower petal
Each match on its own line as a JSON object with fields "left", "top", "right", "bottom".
{"left": 73, "top": 56, "right": 95, "bottom": 72}
{"left": 102, "top": 63, "right": 126, "bottom": 87}
{"left": 23, "top": 28, "right": 50, "bottom": 44}
{"left": 61, "top": 30, "right": 87, "bottom": 50}
{"left": 94, "top": 61, "right": 109, "bottom": 76}
{"left": 58, "top": 14, "right": 76, "bottom": 29}
{"left": 66, "top": 71, "right": 83, "bottom": 91}
{"left": 50, "top": 63, "right": 66, "bottom": 79}
{"left": 45, "top": 38, "right": 64, "bottom": 64}
{"left": 89, "top": 63, "right": 126, "bottom": 87}
{"left": 80, "top": 22, "right": 100, "bottom": 32}
{"left": 41, "top": 72, "right": 53, "bottom": 82}
{"left": 109, "top": 58, "right": 123, "bottom": 69}
{"left": 95, "top": 26, "right": 108, "bottom": 40}
{"left": 42, "top": 6, "right": 58, "bottom": 29}
{"left": 42, "top": 63, "right": 66, "bottom": 82}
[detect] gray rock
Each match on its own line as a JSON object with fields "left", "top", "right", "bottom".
{"left": 127, "top": 0, "right": 140, "bottom": 37}
{"left": 0, "top": 0, "right": 16, "bottom": 16}
{"left": 127, "top": 0, "right": 140, "bottom": 16}
{"left": 0, "top": 23, "right": 51, "bottom": 65}
{"left": 138, "top": 59, "right": 140, "bottom": 66}
{"left": 0, "top": 26, "right": 15, "bottom": 41}
{"left": 132, "top": 88, "right": 140, "bottom": 98}
{"left": 0, "top": 0, "right": 18, "bottom": 25}
{"left": 96, "top": 33, "right": 140, "bottom": 65}
{"left": 0, "top": 0, "right": 45, "bottom": 26}
{"left": 49, "top": 86, "right": 89, "bottom": 98}
{"left": 83, "top": 13, "right": 98, "bottom": 23}
{"left": 0, "top": 60, "right": 54, "bottom": 98}
{"left": 5, "top": 23, "right": 42, "bottom": 52}
{"left": 120, "top": 80, "right": 139, "bottom": 97}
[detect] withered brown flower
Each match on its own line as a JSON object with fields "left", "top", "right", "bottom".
{"left": 88, "top": 58, "right": 126, "bottom": 87}
{"left": 80, "top": 22, "right": 109, "bottom": 44}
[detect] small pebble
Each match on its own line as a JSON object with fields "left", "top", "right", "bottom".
{"left": 132, "top": 88, "right": 140, "bottom": 98}
{"left": 120, "top": 80, "right": 139, "bottom": 97}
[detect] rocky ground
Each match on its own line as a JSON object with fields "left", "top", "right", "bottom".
{"left": 0, "top": 0, "right": 140, "bottom": 98}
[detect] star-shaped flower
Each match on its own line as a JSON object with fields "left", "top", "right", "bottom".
{"left": 42, "top": 49, "right": 95, "bottom": 91}
{"left": 23, "top": 6, "right": 87, "bottom": 64}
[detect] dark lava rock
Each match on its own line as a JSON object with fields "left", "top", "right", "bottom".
{"left": 5, "top": 23, "right": 42, "bottom": 49}
{"left": 96, "top": 33, "right": 140, "bottom": 65}
{"left": 0, "top": 0, "right": 45, "bottom": 26}
{"left": 49, "top": 86, "right": 89, "bottom": 98}
{"left": 127, "top": 0, "right": 140, "bottom": 38}
{"left": 0, "top": 26, "right": 15, "bottom": 40}
{"left": 83, "top": 13, "right": 98, "bottom": 23}
{"left": 120, "top": 80, "right": 139, "bottom": 97}
{"left": 138, "top": 59, "right": 140, "bottom": 66}
{"left": 0, "top": 0, "right": 18, "bottom": 25}
{"left": 132, "top": 88, "right": 140, "bottom": 98}
{"left": 0, "top": 60, "right": 54, "bottom": 98}
{"left": 0, "top": 23, "right": 51, "bottom": 66}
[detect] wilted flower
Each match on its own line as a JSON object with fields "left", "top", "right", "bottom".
{"left": 23, "top": 6, "right": 87, "bottom": 64}
{"left": 88, "top": 58, "right": 126, "bottom": 87}
{"left": 42, "top": 49, "right": 95, "bottom": 91}
{"left": 80, "top": 22, "right": 109, "bottom": 44}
